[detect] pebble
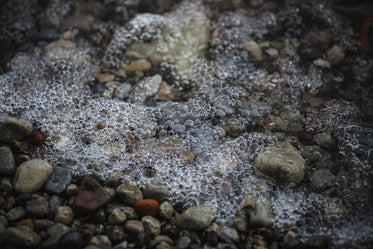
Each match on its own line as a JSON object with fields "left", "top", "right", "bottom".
{"left": 243, "top": 40, "right": 263, "bottom": 61}
{"left": 45, "top": 167, "right": 72, "bottom": 194}
{"left": 143, "top": 182, "right": 169, "bottom": 202}
{"left": 61, "top": 231, "right": 84, "bottom": 249}
{"left": 108, "top": 208, "right": 127, "bottom": 225}
{"left": 50, "top": 195, "right": 64, "bottom": 214}
{"left": 156, "top": 241, "right": 174, "bottom": 249}
{"left": 220, "top": 226, "right": 240, "bottom": 243}
{"left": 122, "top": 206, "right": 139, "bottom": 220}
{"left": 159, "top": 201, "right": 174, "bottom": 219}
{"left": 3, "top": 225, "right": 41, "bottom": 247}
{"left": 124, "top": 220, "right": 145, "bottom": 236}
{"left": 142, "top": 215, "right": 161, "bottom": 237}
{"left": 173, "top": 205, "right": 215, "bottom": 231}
{"left": 178, "top": 236, "right": 192, "bottom": 249}
{"left": 134, "top": 199, "right": 160, "bottom": 217}
{"left": 116, "top": 183, "right": 143, "bottom": 205}
{"left": 311, "top": 168, "right": 335, "bottom": 192}
{"left": 96, "top": 73, "right": 115, "bottom": 83}
{"left": 113, "top": 83, "right": 132, "bottom": 100}
{"left": 0, "top": 116, "right": 33, "bottom": 142}
{"left": 0, "top": 146, "right": 15, "bottom": 175}
{"left": 15, "top": 218, "right": 34, "bottom": 230}
{"left": 6, "top": 206, "right": 26, "bottom": 222}
{"left": 327, "top": 45, "right": 345, "bottom": 65}
{"left": 178, "top": 150, "right": 195, "bottom": 163}
{"left": 66, "top": 183, "right": 79, "bottom": 197}
{"left": 0, "top": 177, "right": 13, "bottom": 192}
{"left": 126, "top": 59, "right": 151, "bottom": 72}
{"left": 313, "top": 132, "right": 336, "bottom": 149}
{"left": 234, "top": 215, "right": 248, "bottom": 233}
{"left": 72, "top": 176, "right": 111, "bottom": 213}
{"left": 26, "top": 195, "right": 50, "bottom": 217}
{"left": 13, "top": 159, "right": 53, "bottom": 193}
{"left": 284, "top": 231, "right": 298, "bottom": 248}
{"left": 155, "top": 235, "right": 174, "bottom": 245}
{"left": 249, "top": 196, "right": 273, "bottom": 227}
{"left": 313, "top": 58, "right": 331, "bottom": 69}
{"left": 238, "top": 194, "right": 255, "bottom": 212}
{"left": 105, "top": 225, "right": 126, "bottom": 243}
{"left": 55, "top": 206, "right": 75, "bottom": 225}
{"left": 254, "top": 142, "right": 305, "bottom": 185}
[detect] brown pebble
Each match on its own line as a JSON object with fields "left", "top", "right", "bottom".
{"left": 133, "top": 199, "right": 159, "bottom": 217}
{"left": 15, "top": 218, "right": 34, "bottom": 230}
{"left": 97, "top": 122, "right": 106, "bottom": 130}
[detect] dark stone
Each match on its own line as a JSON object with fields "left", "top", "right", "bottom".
{"left": 0, "top": 146, "right": 15, "bottom": 175}
{"left": 50, "top": 195, "right": 64, "bottom": 215}
{"left": 3, "top": 226, "right": 41, "bottom": 247}
{"left": 136, "top": 232, "right": 151, "bottom": 248}
{"left": 72, "top": 176, "right": 111, "bottom": 213}
{"left": 177, "top": 236, "right": 191, "bottom": 249}
{"left": 207, "top": 231, "right": 219, "bottom": 246}
{"left": 26, "top": 195, "right": 49, "bottom": 217}
{"left": 61, "top": 232, "right": 84, "bottom": 249}
{"left": 42, "top": 232, "right": 64, "bottom": 249}
{"left": 2, "top": 196, "right": 15, "bottom": 211}
{"left": 15, "top": 193, "right": 31, "bottom": 206}
{"left": 306, "top": 235, "right": 332, "bottom": 248}
{"left": 0, "top": 116, "right": 33, "bottom": 143}
{"left": 6, "top": 206, "right": 26, "bottom": 222}
{"left": 34, "top": 219, "right": 54, "bottom": 232}
{"left": 269, "top": 241, "right": 279, "bottom": 249}
{"left": 105, "top": 225, "right": 126, "bottom": 243}
{"left": 45, "top": 167, "right": 72, "bottom": 194}
{"left": 245, "top": 239, "right": 253, "bottom": 249}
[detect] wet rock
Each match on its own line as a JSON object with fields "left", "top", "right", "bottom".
{"left": 0, "top": 178, "right": 13, "bottom": 192}
{"left": 159, "top": 201, "right": 174, "bottom": 219}
{"left": 327, "top": 45, "right": 345, "bottom": 65}
{"left": 50, "top": 195, "right": 64, "bottom": 215}
{"left": 155, "top": 235, "right": 174, "bottom": 245}
{"left": 243, "top": 40, "right": 263, "bottom": 61}
{"left": 105, "top": 225, "right": 126, "bottom": 243}
{"left": 13, "top": 159, "right": 53, "bottom": 193}
{"left": 3, "top": 226, "right": 41, "bottom": 248}
{"left": 95, "top": 73, "right": 115, "bottom": 83}
{"left": 55, "top": 206, "right": 75, "bottom": 225}
{"left": 61, "top": 231, "right": 84, "bottom": 249}
{"left": 234, "top": 215, "right": 248, "bottom": 233}
{"left": 249, "top": 196, "right": 273, "bottom": 227}
{"left": 2, "top": 196, "right": 15, "bottom": 211}
{"left": 130, "top": 75, "right": 163, "bottom": 103}
{"left": 124, "top": 220, "right": 144, "bottom": 236}
{"left": 155, "top": 82, "right": 181, "bottom": 101}
{"left": 142, "top": 215, "right": 161, "bottom": 237}
{"left": 178, "top": 236, "right": 191, "bottom": 249}
{"left": 284, "top": 231, "right": 298, "bottom": 248}
{"left": 0, "top": 146, "right": 15, "bottom": 175}
{"left": 143, "top": 182, "right": 169, "bottom": 202}
{"left": 313, "top": 132, "right": 336, "bottom": 149}
{"left": 116, "top": 183, "right": 143, "bottom": 205}
{"left": 254, "top": 142, "right": 306, "bottom": 185}
{"left": 134, "top": 199, "right": 159, "bottom": 217}
{"left": 72, "top": 176, "right": 111, "bottom": 213}
{"left": 126, "top": 59, "right": 151, "bottom": 72}
{"left": 220, "top": 226, "right": 240, "bottom": 243}
{"left": 313, "top": 59, "right": 331, "bottom": 69}
{"left": 122, "top": 206, "right": 139, "bottom": 220}
{"left": 178, "top": 150, "right": 195, "bottom": 163}
{"left": 26, "top": 195, "right": 49, "bottom": 217}
{"left": 6, "top": 206, "right": 26, "bottom": 222}
{"left": 113, "top": 83, "right": 132, "bottom": 100}
{"left": 238, "top": 194, "right": 255, "bottom": 212}
{"left": 156, "top": 241, "right": 174, "bottom": 249}
{"left": 173, "top": 205, "right": 215, "bottom": 231}
{"left": 108, "top": 208, "right": 127, "bottom": 225}
{"left": 206, "top": 231, "right": 219, "bottom": 246}
{"left": 136, "top": 232, "right": 151, "bottom": 248}
{"left": 306, "top": 235, "right": 332, "bottom": 248}
{"left": 0, "top": 116, "right": 33, "bottom": 142}
{"left": 45, "top": 167, "right": 72, "bottom": 194}
{"left": 311, "top": 168, "right": 335, "bottom": 192}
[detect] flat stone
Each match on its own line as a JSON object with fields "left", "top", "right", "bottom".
{"left": 0, "top": 116, "right": 33, "bottom": 142}
{"left": 72, "top": 176, "right": 111, "bottom": 213}
{"left": 173, "top": 205, "right": 215, "bottom": 231}
{"left": 158, "top": 201, "right": 174, "bottom": 219}
{"left": 55, "top": 206, "right": 75, "bottom": 225}
{"left": 134, "top": 199, "right": 159, "bottom": 217}
{"left": 0, "top": 146, "right": 15, "bottom": 175}
{"left": 124, "top": 220, "right": 144, "bottom": 236}
{"left": 243, "top": 40, "right": 263, "bottom": 61}
{"left": 143, "top": 182, "right": 169, "bottom": 202}
{"left": 116, "top": 183, "right": 143, "bottom": 205}
{"left": 13, "top": 159, "right": 53, "bottom": 193}
{"left": 141, "top": 215, "right": 161, "bottom": 237}
{"left": 126, "top": 59, "right": 151, "bottom": 72}
{"left": 6, "top": 206, "right": 26, "bottom": 222}
{"left": 108, "top": 208, "right": 127, "bottom": 225}
{"left": 26, "top": 195, "right": 49, "bottom": 217}
{"left": 254, "top": 142, "right": 305, "bottom": 185}
{"left": 249, "top": 196, "right": 273, "bottom": 227}
{"left": 45, "top": 167, "right": 72, "bottom": 194}
{"left": 3, "top": 226, "right": 41, "bottom": 248}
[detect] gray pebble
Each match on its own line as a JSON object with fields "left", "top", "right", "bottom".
{"left": 26, "top": 195, "right": 49, "bottom": 217}
{"left": 45, "top": 167, "right": 72, "bottom": 194}
{"left": 173, "top": 205, "right": 215, "bottom": 231}
{"left": 6, "top": 206, "right": 26, "bottom": 222}
{"left": 55, "top": 206, "right": 75, "bottom": 225}
{"left": 116, "top": 183, "right": 143, "bottom": 205}
{"left": 66, "top": 183, "right": 79, "bottom": 196}
{"left": 108, "top": 208, "right": 127, "bottom": 225}
{"left": 142, "top": 215, "right": 161, "bottom": 237}
{"left": 159, "top": 202, "right": 174, "bottom": 219}
{"left": 124, "top": 220, "right": 144, "bottom": 236}
{"left": 0, "top": 146, "right": 15, "bottom": 175}
{"left": 122, "top": 206, "right": 139, "bottom": 220}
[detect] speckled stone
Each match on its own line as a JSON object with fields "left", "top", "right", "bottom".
{"left": 3, "top": 226, "right": 41, "bottom": 247}
{"left": 158, "top": 201, "right": 174, "bottom": 219}
{"left": 0, "top": 146, "right": 15, "bottom": 175}
{"left": 108, "top": 208, "right": 126, "bottom": 225}
{"left": 13, "top": 159, "right": 53, "bottom": 193}
{"left": 116, "top": 183, "right": 143, "bottom": 205}
{"left": 0, "top": 116, "right": 33, "bottom": 142}
{"left": 55, "top": 206, "right": 74, "bottom": 225}
{"left": 173, "top": 205, "right": 215, "bottom": 231}
{"left": 45, "top": 167, "right": 72, "bottom": 194}
{"left": 25, "top": 195, "right": 49, "bottom": 217}
{"left": 141, "top": 215, "right": 161, "bottom": 237}
{"left": 6, "top": 206, "right": 26, "bottom": 222}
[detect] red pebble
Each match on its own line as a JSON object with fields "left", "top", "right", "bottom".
{"left": 133, "top": 199, "right": 159, "bottom": 217}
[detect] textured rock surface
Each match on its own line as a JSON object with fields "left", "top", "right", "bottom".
{"left": 13, "top": 159, "right": 53, "bottom": 193}
{"left": 254, "top": 142, "right": 306, "bottom": 185}
{"left": 173, "top": 205, "right": 215, "bottom": 231}
{"left": 0, "top": 116, "right": 33, "bottom": 142}
{"left": 0, "top": 146, "right": 15, "bottom": 175}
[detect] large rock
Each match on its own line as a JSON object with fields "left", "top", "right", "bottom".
{"left": 254, "top": 142, "right": 306, "bottom": 185}
{"left": 0, "top": 146, "right": 15, "bottom": 175}
{"left": 13, "top": 159, "right": 53, "bottom": 193}
{"left": 0, "top": 116, "right": 33, "bottom": 142}
{"left": 3, "top": 226, "right": 41, "bottom": 248}
{"left": 173, "top": 205, "right": 215, "bottom": 231}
